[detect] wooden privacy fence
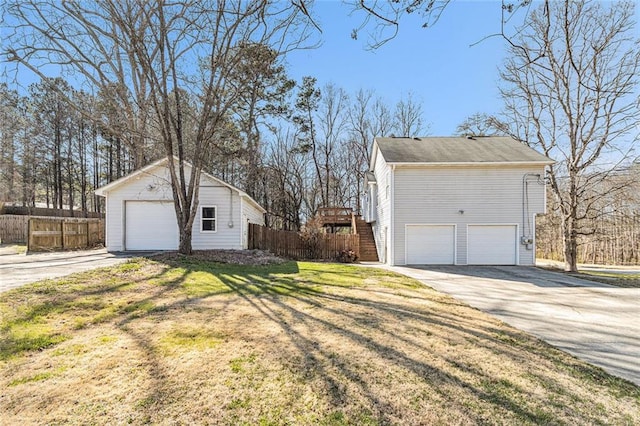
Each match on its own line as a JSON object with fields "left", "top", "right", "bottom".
{"left": 28, "top": 217, "right": 105, "bottom": 252}
{"left": 1, "top": 205, "right": 103, "bottom": 218}
{"left": 0, "top": 215, "right": 30, "bottom": 243}
{"left": 249, "top": 224, "right": 360, "bottom": 261}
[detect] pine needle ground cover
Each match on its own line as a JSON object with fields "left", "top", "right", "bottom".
{"left": 1, "top": 257, "right": 638, "bottom": 425}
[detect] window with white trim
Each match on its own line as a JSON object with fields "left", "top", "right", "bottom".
{"left": 201, "top": 206, "right": 217, "bottom": 232}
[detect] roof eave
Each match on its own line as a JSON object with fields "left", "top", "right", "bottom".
{"left": 368, "top": 139, "right": 381, "bottom": 172}
{"left": 94, "top": 156, "right": 267, "bottom": 214}
{"left": 94, "top": 157, "right": 169, "bottom": 196}
{"left": 387, "top": 160, "right": 555, "bottom": 167}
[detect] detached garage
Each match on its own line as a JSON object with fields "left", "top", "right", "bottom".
{"left": 95, "top": 157, "right": 265, "bottom": 252}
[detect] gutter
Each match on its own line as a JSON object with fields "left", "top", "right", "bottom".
{"left": 386, "top": 161, "right": 554, "bottom": 167}
{"left": 389, "top": 164, "right": 396, "bottom": 266}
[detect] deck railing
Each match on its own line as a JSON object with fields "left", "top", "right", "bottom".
{"left": 316, "top": 207, "right": 355, "bottom": 226}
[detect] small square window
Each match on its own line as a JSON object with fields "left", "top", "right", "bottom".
{"left": 201, "top": 206, "right": 217, "bottom": 232}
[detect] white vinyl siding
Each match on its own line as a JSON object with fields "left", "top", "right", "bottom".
{"left": 406, "top": 224, "right": 455, "bottom": 264}
{"left": 125, "top": 201, "right": 178, "bottom": 250}
{"left": 392, "top": 165, "right": 546, "bottom": 266}
{"left": 102, "top": 162, "right": 263, "bottom": 251}
{"left": 467, "top": 225, "right": 517, "bottom": 265}
{"left": 241, "top": 197, "right": 265, "bottom": 226}
{"left": 191, "top": 186, "right": 241, "bottom": 250}
{"left": 241, "top": 196, "right": 266, "bottom": 249}
{"left": 370, "top": 148, "right": 392, "bottom": 263}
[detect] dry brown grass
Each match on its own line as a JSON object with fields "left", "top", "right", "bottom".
{"left": 1, "top": 258, "right": 638, "bottom": 425}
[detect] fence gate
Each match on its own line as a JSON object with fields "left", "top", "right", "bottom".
{"left": 0, "top": 215, "right": 29, "bottom": 244}
{"left": 28, "top": 217, "right": 105, "bottom": 252}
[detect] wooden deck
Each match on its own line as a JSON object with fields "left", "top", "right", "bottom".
{"left": 316, "top": 207, "right": 355, "bottom": 227}
{"left": 309, "top": 207, "right": 379, "bottom": 261}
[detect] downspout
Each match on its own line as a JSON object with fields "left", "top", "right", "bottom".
{"left": 521, "top": 173, "right": 544, "bottom": 250}
{"left": 239, "top": 196, "right": 244, "bottom": 247}
{"left": 390, "top": 164, "right": 396, "bottom": 265}
{"left": 228, "top": 187, "right": 234, "bottom": 229}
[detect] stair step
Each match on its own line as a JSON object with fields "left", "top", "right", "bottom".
{"left": 356, "top": 220, "right": 378, "bottom": 262}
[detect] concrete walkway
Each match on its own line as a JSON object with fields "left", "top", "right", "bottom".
{"left": 0, "top": 247, "right": 139, "bottom": 293}
{"left": 382, "top": 265, "right": 640, "bottom": 386}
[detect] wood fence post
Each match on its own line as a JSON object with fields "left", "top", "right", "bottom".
{"left": 27, "top": 217, "right": 31, "bottom": 252}
{"left": 61, "top": 219, "right": 65, "bottom": 250}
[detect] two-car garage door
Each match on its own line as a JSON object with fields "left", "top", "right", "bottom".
{"left": 405, "top": 224, "right": 517, "bottom": 265}
{"left": 125, "top": 201, "right": 179, "bottom": 250}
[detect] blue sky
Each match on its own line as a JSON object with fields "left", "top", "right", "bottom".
{"left": 286, "top": 1, "right": 640, "bottom": 139}
{"left": 286, "top": 1, "right": 518, "bottom": 136}
{"left": 4, "top": 1, "right": 637, "bottom": 140}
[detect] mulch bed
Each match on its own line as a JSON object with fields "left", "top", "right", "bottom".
{"left": 153, "top": 249, "right": 288, "bottom": 266}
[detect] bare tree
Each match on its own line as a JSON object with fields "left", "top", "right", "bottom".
{"left": 346, "top": 89, "right": 374, "bottom": 214}
{"left": 5, "top": 0, "right": 313, "bottom": 254}
{"left": 346, "top": 90, "right": 399, "bottom": 214}
{"left": 349, "top": 0, "right": 533, "bottom": 49}
{"left": 455, "top": 112, "right": 505, "bottom": 137}
{"left": 370, "top": 97, "right": 394, "bottom": 138}
{"left": 537, "top": 166, "right": 640, "bottom": 265}
{"left": 316, "top": 83, "right": 349, "bottom": 208}
{"left": 392, "top": 93, "right": 428, "bottom": 137}
{"left": 498, "top": 0, "right": 639, "bottom": 271}
{"left": 264, "top": 127, "right": 310, "bottom": 230}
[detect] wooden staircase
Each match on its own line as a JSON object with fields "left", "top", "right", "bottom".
{"left": 355, "top": 218, "right": 379, "bottom": 262}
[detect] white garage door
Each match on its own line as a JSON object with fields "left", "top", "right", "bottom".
{"left": 125, "top": 201, "right": 179, "bottom": 250}
{"left": 467, "top": 225, "right": 517, "bottom": 265}
{"left": 406, "top": 225, "right": 455, "bottom": 264}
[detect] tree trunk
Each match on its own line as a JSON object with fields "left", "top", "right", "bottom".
{"left": 178, "top": 225, "right": 192, "bottom": 255}
{"left": 563, "top": 219, "right": 578, "bottom": 272}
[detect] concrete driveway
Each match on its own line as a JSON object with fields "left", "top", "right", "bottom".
{"left": 385, "top": 265, "right": 640, "bottom": 386}
{"left": 0, "top": 247, "right": 141, "bottom": 293}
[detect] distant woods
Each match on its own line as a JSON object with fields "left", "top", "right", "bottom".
{"left": 0, "top": 79, "right": 143, "bottom": 214}
{"left": 0, "top": 78, "right": 425, "bottom": 227}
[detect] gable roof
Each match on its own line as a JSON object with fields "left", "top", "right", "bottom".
{"left": 373, "top": 136, "right": 553, "bottom": 165}
{"left": 94, "top": 156, "right": 266, "bottom": 213}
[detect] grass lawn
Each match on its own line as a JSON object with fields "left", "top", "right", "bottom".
{"left": 1, "top": 257, "right": 638, "bottom": 425}
{"left": 537, "top": 259, "right": 640, "bottom": 288}
{"left": 570, "top": 271, "right": 640, "bottom": 288}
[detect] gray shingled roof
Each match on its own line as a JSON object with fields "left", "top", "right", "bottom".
{"left": 376, "top": 136, "right": 552, "bottom": 164}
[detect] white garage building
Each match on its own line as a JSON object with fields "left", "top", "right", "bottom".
{"left": 95, "top": 157, "right": 265, "bottom": 252}
{"left": 362, "top": 136, "right": 553, "bottom": 266}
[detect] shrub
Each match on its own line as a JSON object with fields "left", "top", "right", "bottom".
{"left": 337, "top": 249, "right": 358, "bottom": 263}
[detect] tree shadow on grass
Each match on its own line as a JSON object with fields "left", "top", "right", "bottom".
{"left": 3, "top": 257, "right": 637, "bottom": 424}
{"left": 0, "top": 260, "right": 191, "bottom": 359}
{"left": 184, "top": 260, "right": 634, "bottom": 424}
